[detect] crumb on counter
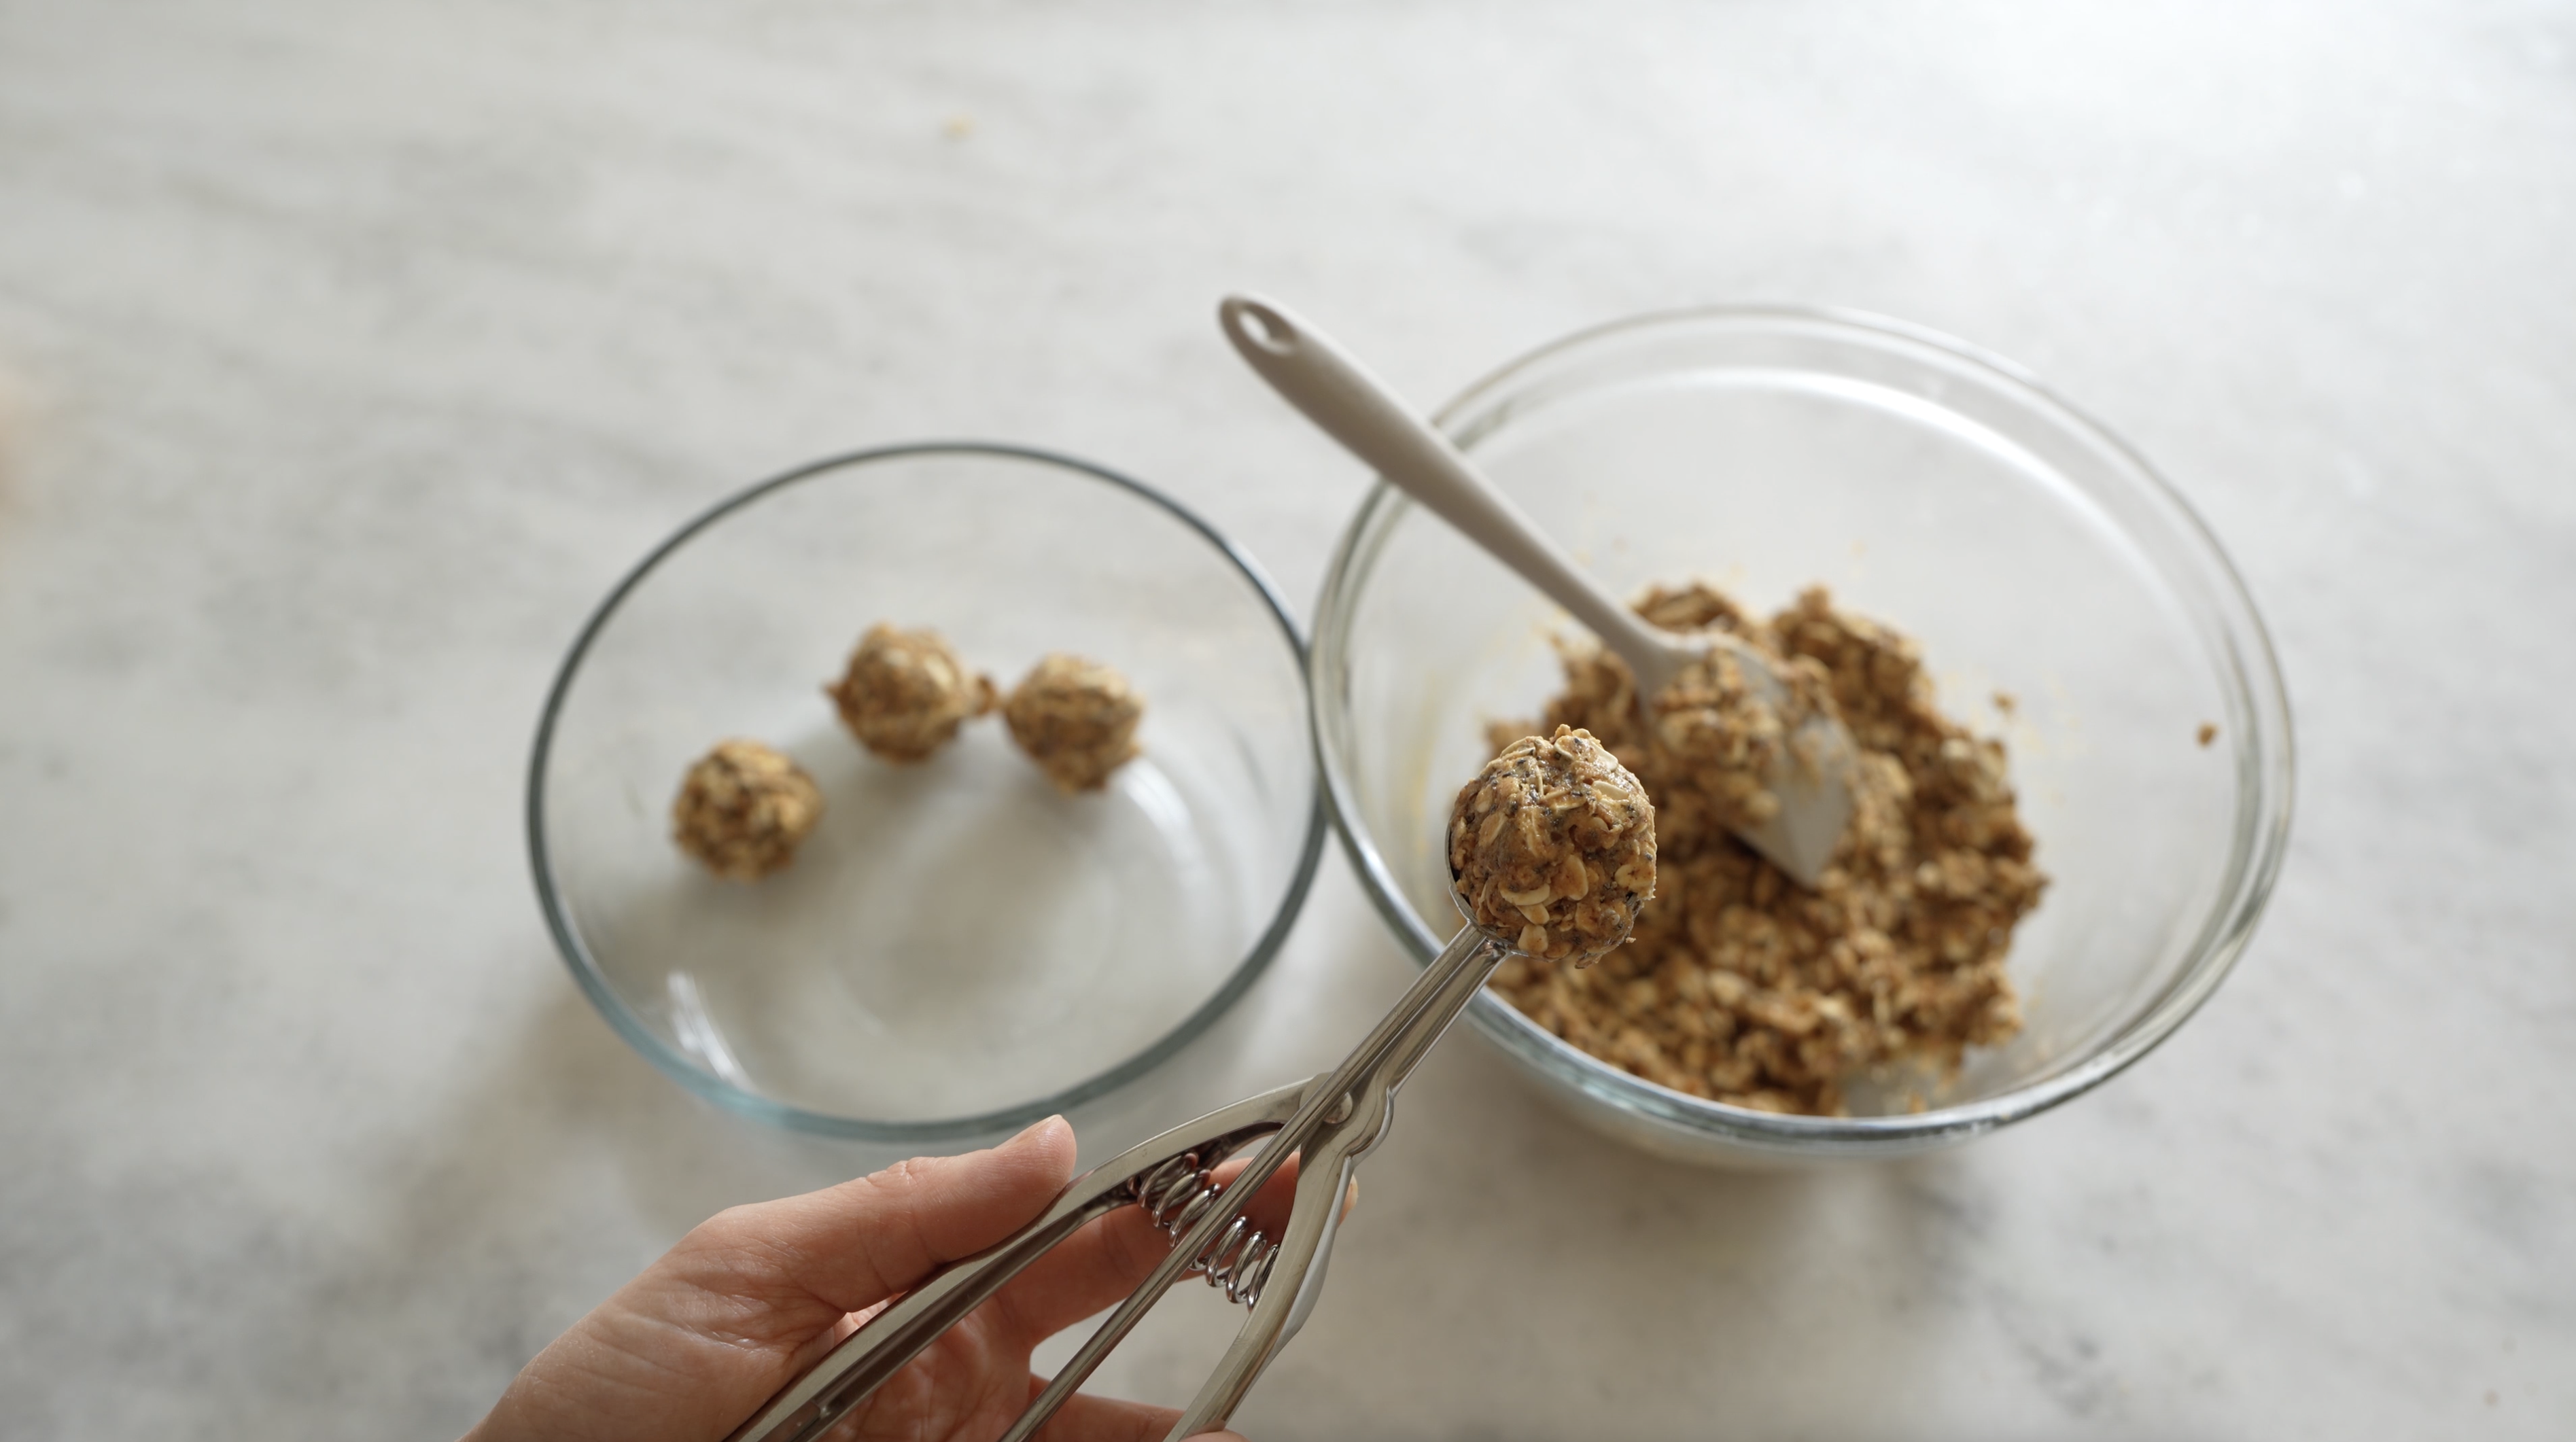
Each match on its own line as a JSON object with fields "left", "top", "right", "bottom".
{"left": 826, "top": 623, "right": 997, "bottom": 763}
{"left": 2197, "top": 721, "right": 2218, "bottom": 748}
{"left": 1485, "top": 582, "right": 2047, "bottom": 1116}
{"left": 1004, "top": 653, "right": 1143, "bottom": 792}
{"left": 1450, "top": 725, "right": 1657, "bottom": 966}
{"left": 672, "top": 739, "right": 824, "bottom": 881}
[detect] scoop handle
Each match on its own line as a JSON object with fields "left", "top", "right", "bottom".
{"left": 1218, "top": 294, "right": 1677, "bottom": 692}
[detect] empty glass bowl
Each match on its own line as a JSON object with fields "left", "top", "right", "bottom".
{"left": 530, "top": 444, "right": 1325, "bottom": 1141}
{"left": 1311, "top": 308, "right": 2293, "bottom": 1165}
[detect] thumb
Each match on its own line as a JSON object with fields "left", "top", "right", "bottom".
{"left": 682, "top": 1114, "right": 1079, "bottom": 1316}
{"left": 462, "top": 1120, "right": 1081, "bottom": 1442}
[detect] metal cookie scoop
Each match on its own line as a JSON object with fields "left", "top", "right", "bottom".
{"left": 722, "top": 737, "right": 1654, "bottom": 1442}
{"left": 1219, "top": 294, "right": 1860, "bottom": 886}
{"left": 724, "top": 908, "right": 1556, "bottom": 1442}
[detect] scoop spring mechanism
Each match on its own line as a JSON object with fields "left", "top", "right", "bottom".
{"left": 1135, "top": 1154, "right": 1281, "bottom": 1306}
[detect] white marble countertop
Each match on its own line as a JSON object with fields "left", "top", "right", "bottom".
{"left": 3, "top": 1, "right": 2571, "bottom": 1437}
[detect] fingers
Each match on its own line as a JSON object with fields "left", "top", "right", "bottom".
{"left": 1026, "top": 1377, "right": 1248, "bottom": 1442}
{"left": 676, "top": 1114, "right": 1080, "bottom": 1319}
{"left": 1030, "top": 1384, "right": 1179, "bottom": 1442}
{"left": 472, "top": 1122, "right": 1094, "bottom": 1442}
{"left": 990, "top": 1148, "right": 1347, "bottom": 1349}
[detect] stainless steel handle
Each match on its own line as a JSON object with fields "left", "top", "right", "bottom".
{"left": 719, "top": 1081, "right": 1312, "bottom": 1442}
{"left": 723, "top": 916, "right": 1518, "bottom": 1442}
{"left": 1164, "top": 928, "right": 1510, "bottom": 1439}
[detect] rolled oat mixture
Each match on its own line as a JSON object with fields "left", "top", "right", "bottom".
{"left": 1643, "top": 629, "right": 1847, "bottom": 841}
{"left": 826, "top": 623, "right": 998, "bottom": 763}
{"left": 1004, "top": 653, "right": 1144, "bottom": 792}
{"left": 1486, "top": 582, "right": 2046, "bottom": 1115}
{"left": 1450, "top": 726, "right": 1657, "bottom": 965}
{"left": 672, "top": 739, "right": 825, "bottom": 881}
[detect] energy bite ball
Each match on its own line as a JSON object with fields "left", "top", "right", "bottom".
{"left": 1449, "top": 725, "right": 1656, "bottom": 966}
{"left": 826, "top": 623, "right": 997, "bottom": 763}
{"left": 1004, "top": 653, "right": 1143, "bottom": 792}
{"left": 672, "top": 739, "right": 824, "bottom": 881}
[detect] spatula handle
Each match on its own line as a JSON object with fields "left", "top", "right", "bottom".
{"left": 1218, "top": 294, "right": 1675, "bottom": 691}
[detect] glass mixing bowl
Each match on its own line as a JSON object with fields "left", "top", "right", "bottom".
{"left": 1312, "top": 308, "right": 2293, "bottom": 1165}
{"left": 530, "top": 444, "right": 1325, "bottom": 1142}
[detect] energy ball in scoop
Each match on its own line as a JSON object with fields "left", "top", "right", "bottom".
{"left": 1005, "top": 653, "right": 1144, "bottom": 792}
{"left": 826, "top": 623, "right": 998, "bottom": 763}
{"left": 1450, "top": 725, "right": 1656, "bottom": 966}
{"left": 672, "top": 739, "right": 825, "bottom": 881}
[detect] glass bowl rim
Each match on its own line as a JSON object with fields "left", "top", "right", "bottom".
{"left": 527, "top": 440, "right": 1331, "bottom": 1142}
{"left": 1310, "top": 304, "right": 2297, "bottom": 1152}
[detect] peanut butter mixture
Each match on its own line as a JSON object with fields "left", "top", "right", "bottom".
{"left": 1487, "top": 584, "right": 2045, "bottom": 1115}
{"left": 1450, "top": 726, "right": 1657, "bottom": 966}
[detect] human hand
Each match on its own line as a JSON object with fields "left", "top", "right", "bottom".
{"left": 464, "top": 1116, "right": 1306, "bottom": 1442}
